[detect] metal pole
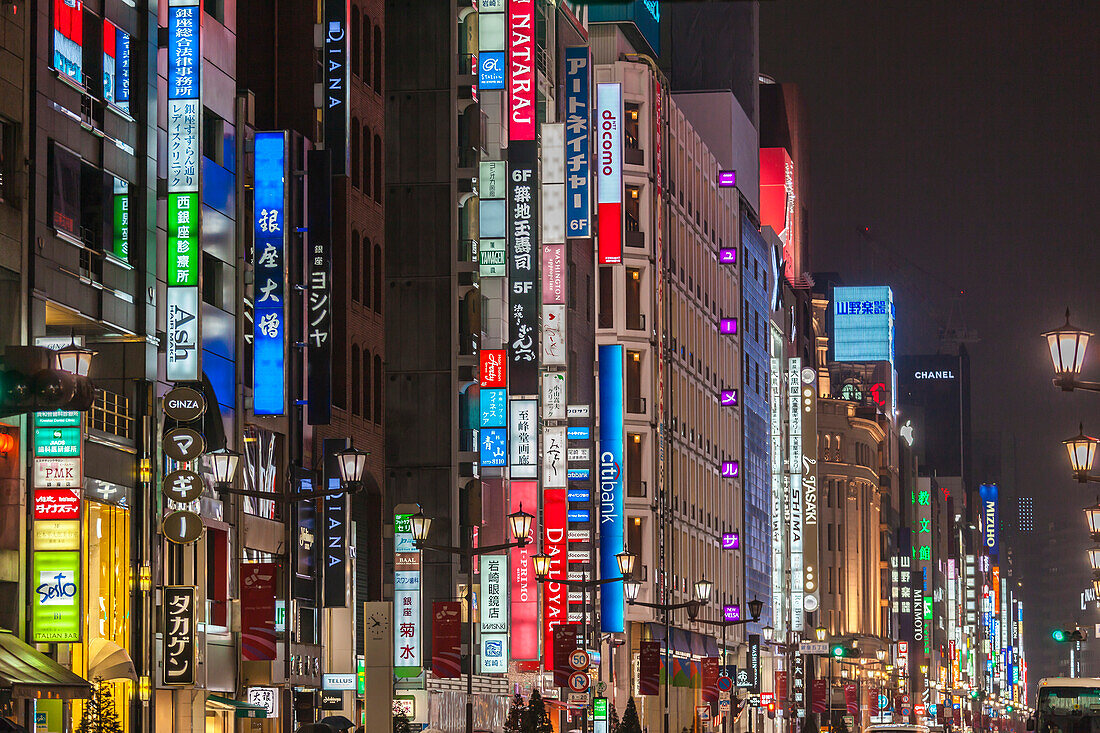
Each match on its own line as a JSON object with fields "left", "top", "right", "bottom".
{"left": 721, "top": 624, "right": 727, "bottom": 733}
{"left": 665, "top": 605, "right": 671, "bottom": 733}
{"left": 467, "top": 534, "right": 475, "bottom": 733}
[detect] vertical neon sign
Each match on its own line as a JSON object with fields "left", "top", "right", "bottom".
{"left": 598, "top": 344, "right": 625, "bottom": 632}
{"left": 596, "top": 83, "right": 623, "bottom": 265}
{"left": 253, "top": 132, "right": 288, "bottom": 415}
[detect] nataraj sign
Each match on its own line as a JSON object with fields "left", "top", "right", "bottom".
{"left": 33, "top": 459, "right": 81, "bottom": 489}
{"left": 507, "top": 0, "right": 535, "bottom": 141}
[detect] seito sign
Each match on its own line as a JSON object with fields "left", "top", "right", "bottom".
{"left": 163, "top": 386, "right": 206, "bottom": 422}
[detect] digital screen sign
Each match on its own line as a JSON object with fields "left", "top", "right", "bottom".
{"left": 832, "top": 286, "right": 895, "bottom": 364}
{"left": 253, "top": 132, "right": 288, "bottom": 415}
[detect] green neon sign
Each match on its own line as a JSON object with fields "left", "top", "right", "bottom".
{"left": 168, "top": 192, "right": 199, "bottom": 286}
{"left": 32, "top": 551, "right": 81, "bottom": 642}
{"left": 34, "top": 428, "right": 81, "bottom": 457}
{"left": 594, "top": 698, "right": 608, "bottom": 721}
{"left": 35, "top": 410, "right": 81, "bottom": 428}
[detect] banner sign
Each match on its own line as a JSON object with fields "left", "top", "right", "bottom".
{"left": 241, "top": 562, "right": 277, "bottom": 661}
{"left": 800, "top": 366, "right": 820, "bottom": 609}
{"left": 480, "top": 349, "right": 507, "bottom": 388}
{"left": 481, "top": 388, "right": 507, "bottom": 428}
{"left": 640, "top": 640, "right": 661, "bottom": 695}
{"left": 543, "top": 489, "right": 568, "bottom": 670}
{"left": 253, "top": 131, "right": 288, "bottom": 415}
{"left": 980, "top": 483, "right": 999, "bottom": 559}
{"left": 307, "top": 149, "right": 333, "bottom": 424}
{"left": 788, "top": 358, "right": 804, "bottom": 629}
{"left": 748, "top": 634, "right": 761, "bottom": 693}
{"left": 542, "top": 426, "right": 567, "bottom": 488}
{"left": 598, "top": 344, "right": 625, "bottom": 633}
{"left": 510, "top": 481, "right": 539, "bottom": 660}
{"left": 703, "top": 657, "right": 720, "bottom": 706}
{"left": 507, "top": 140, "right": 539, "bottom": 394}
{"left": 164, "top": 586, "right": 196, "bottom": 685}
{"left": 564, "top": 46, "right": 591, "bottom": 237}
{"left": 322, "top": 0, "right": 349, "bottom": 175}
{"left": 432, "top": 601, "right": 462, "bottom": 678}
{"left": 33, "top": 489, "right": 80, "bottom": 520}
{"left": 323, "top": 480, "right": 348, "bottom": 607}
{"left": 596, "top": 83, "right": 623, "bottom": 265}
{"left": 481, "top": 633, "right": 509, "bottom": 673}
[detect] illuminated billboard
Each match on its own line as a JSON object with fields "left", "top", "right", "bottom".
{"left": 598, "top": 344, "right": 625, "bottom": 632}
{"left": 596, "top": 83, "right": 622, "bottom": 265}
{"left": 253, "top": 132, "right": 288, "bottom": 415}
{"left": 832, "top": 286, "right": 895, "bottom": 364}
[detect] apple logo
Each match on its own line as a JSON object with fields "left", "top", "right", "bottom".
{"left": 900, "top": 419, "right": 915, "bottom": 447}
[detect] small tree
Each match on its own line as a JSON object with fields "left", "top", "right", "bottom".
{"left": 617, "top": 698, "right": 642, "bottom": 733}
{"left": 393, "top": 709, "right": 413, "bottom": 733}
{"left": 523, "top": 690, "right": 553, "bottom": 733}
{"left": 608, "top": 701, "right": 621, "bottom": 733}
{"left": 504, "top": 693, "right": 526, "bottom": 733}
{"left": 76, "top": 678, "right": 123, "bottom": 733}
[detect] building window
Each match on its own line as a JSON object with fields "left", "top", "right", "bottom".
{"left": 362, "top": 124, "right": 371, "bottom": 196}
{"left": 625, "top": 185, "right": 641, "bottom": 232}
{"left": 598, "top": 266, "right": 614, "bottom": 328}
{"left": 361, "top": 236, "right": 370, "bottom": 307}
{"left": 362, "top": 349, "right": 371, "bottom": 418}
{"left": 102, "top": 19, "right": 130, "bottom": 113}
{"left": 0, "top": 119, "right": 15, "bottom": 205}
{"left": 204, "top": 0, "right": 225, "bottom": 24}
{"left": 351, "top": 117, "right": 361, "bottom": 189}
{"left": 624, "top": 103, "right": 640, "bottom": 150}
{"left": 351, "top": 345, "right": 361, "bottom": 415}
{"left": 351, "top": 231, "right": 361, "bottom": 302}
{"left": 373, "top": 134, "right": 383, "bottom": 203}
{"left": 373, "top": 243, "right": 382, "bottom": 312}
{"left": 373, "top": 353, "right": 383, "bottom": 423}
{"left": 89, "top": 389, "right": 132, "bottom": 439}
{"left": 362, "top": 12, "right": 371, "bottom": 86}
{"left": 373, "top": 25, "right": 382, "bottom": 91}
{"left": 351, "top": 5, "right": 361, "bottom": 77}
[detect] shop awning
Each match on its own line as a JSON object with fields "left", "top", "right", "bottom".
{"left": 206, "top": 694, "right": 269, "bottom": 719}
{"left": 0, "top": 633, "right": 91, "bottom": 700}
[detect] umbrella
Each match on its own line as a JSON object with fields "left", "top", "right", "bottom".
{"left": 319, "top": 716, "right": 355, "bottom": 731}
{"left": 87, "top": 638, "right": 137, "bottom": 681}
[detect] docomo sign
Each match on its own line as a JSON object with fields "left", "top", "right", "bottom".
{"left": 596, "top": 83, "right": 623, "bottom": 265}
{"left": 507, "top": 0, "right": 535, "bottom": 141}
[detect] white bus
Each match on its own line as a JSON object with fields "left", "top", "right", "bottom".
{"left": 1028, "top": 678, "right": 1100, "bottom": 733}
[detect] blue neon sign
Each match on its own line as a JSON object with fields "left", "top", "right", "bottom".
{"left": 479, "top": 51, "right": 505, "bottom": 90}
{"left": 833, "top": 286, "right": 895, "bottom": 363}
{"left": 480, "top": 428, "right": 507, "bottom": 467}
{"left": 567, "top": 426, "right": 590, "bottom": 441}
{"left": 598, "top": 344, "right": 625, "bottom": 633}
{"left": 253, "top": 132, "right": 287, "bottom": 415}
{"left": 168, "top": 4, "right": 199, "bottom": 100}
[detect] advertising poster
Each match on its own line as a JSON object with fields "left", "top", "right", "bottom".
{"left": 431, "top": 601, "right": 462, "bottom": 679}
{"left": 240, "top": 562, "right": 277, "bottom": 661}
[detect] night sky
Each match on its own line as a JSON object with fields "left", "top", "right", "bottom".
{"left": 759, "top": 1, "right": 1100, "bottom": 677}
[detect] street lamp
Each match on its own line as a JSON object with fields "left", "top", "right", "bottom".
{"left": 1085, "top": 502, "right": 1100, "bottom": 542}
{"left": 55, "top": 339, "right": 97, "bottom": 377}
{"left": 208, "top": 448, "right": 241, "bottom": 488}
{"left": 694, "top": 578, "right": 714, "bottom": 604}
{"left": 1064, "top": 426, "right": 1100, "bottom": 481}
{"left": 748, "top": 597, "right": 764, "bottom": 622}
{"left": 335, "top": 445, "right": 370, "bottom": 491}
{"left": 1043, "top": 310, "right": 1095, "bottom": 390}
{"left": 815, "top": 625, "right": 828, "bottom": 642}
{"left": 411, "top": 508, "right": 531, "bottom": 733}
{"left": 762, "top": 624, "right": 775, "bottom": 643}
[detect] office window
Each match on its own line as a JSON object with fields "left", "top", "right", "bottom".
{"left": 373, "top": 243, "right": 382, "bottom": 312}
{"left": 351, "top": 232, "right": 361, "bottom": 303}
{"left": 102, "top": 19, "right": 130, "bottom": 112}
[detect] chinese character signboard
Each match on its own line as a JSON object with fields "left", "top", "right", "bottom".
{"left": 394, "top": 512, "right": 422, "bottom": 676}
{"left": 254, "top": 131, "right": 288, "bottom": 415}
{"left": 510, "top": 481, "right": 539, "bottom": 660}
{"left": 307, "top": 149, "right": 333, "bottom": 424}
{"left": 507, "top": 141, "right": 539, "bottom": 394}
{"left": 164, "top": 586, "right": 196, "bottom": 685}
{"left": 507, "top": 0, "right": 535, "bottom": 141}
{"left": 509, "top": 399, "right": 537, "bottom": 477}
{"left": 166, "top": 0, "right": 201, "bottom": 381}
{"left": 564, "top": 46, "right": 590, "bottom": 237}
{"left": 788, "top": 358, "right": 804, "bottom": 631}
{"left": 481, "top": 554, "right": 508, "bottom": 633}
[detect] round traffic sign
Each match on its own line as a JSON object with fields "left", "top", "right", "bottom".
{"left": 569, "top": 649, "right": 590, "bottom": 671}
{"left": 163, "top": 386, "right": 206, "bottom": 422}
{"left": 163, "top": 428, "right": 206, "bottom": 462}
{"left": 567, "top": 671, "right": 590, "bottom": 693}
{"left": 162, "top": 510, "right": 204, "bottom": 544}
{"left": 717, "top": 676, "right": 733, "bottom": 692}
{"left": 163, "top": 469, "right": 205, "bottom": 503}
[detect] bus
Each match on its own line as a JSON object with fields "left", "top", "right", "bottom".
{"left": 1028, "top": 678, "right": 1100, "bottom": 733}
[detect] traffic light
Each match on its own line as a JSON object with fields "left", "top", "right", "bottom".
{"left": 0, "top": 368, "right": 93, "bottom": 419}
{"left": 1051, "top": 628, "right": 1085, "bottom": 643}
{"left": 831, "top": 642, "right": 856, "bottom": 658}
